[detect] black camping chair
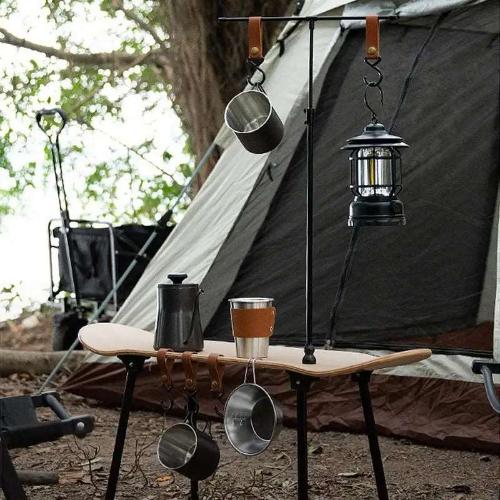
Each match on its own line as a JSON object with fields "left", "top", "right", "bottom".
{"left": 0, "top": 391, "right": 94, "bottom": 499}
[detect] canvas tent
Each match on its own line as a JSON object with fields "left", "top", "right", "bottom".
{"left": 64, "top": 0, "right": 500, "bottom": 452}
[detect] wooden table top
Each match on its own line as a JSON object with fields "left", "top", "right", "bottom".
{"left": 79, "top": 323, "right": 431, "bottom": 378}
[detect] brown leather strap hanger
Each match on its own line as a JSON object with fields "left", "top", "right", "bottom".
{"left": 248, "top": 16, "right": 264, "bottom": 64}
{"left": 181, "top": 351, "right": 198, "bottom": 393}
{"left": 157, "top": 348, "right": 175, "bottom": 390}
{"left": 207, "top": 353, "right": 225, "bottom": 396}
{"left": 365, "top": 15, "right": 380, "bottom": 59}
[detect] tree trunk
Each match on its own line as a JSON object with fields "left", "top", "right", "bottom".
{"left": 157, "top": 0, "right": 293, "bottom": 182}
{"left": 0, "top": 350, "right": 87, "bottom": 376}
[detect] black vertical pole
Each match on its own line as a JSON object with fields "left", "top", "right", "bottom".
{"left": 105, "top": 356, "right": 146, "bottom": 500}
{"left": 289, "top": 373, "right": 315, "bottom": 500}
{"left": 355, "top": 371, "right": 389, "bottom": 500}
{"left": 187, "top": 394, "right": 199, "bottom": 500}
{"left": 303, "top": 19, "right": 316, "bottom": 365}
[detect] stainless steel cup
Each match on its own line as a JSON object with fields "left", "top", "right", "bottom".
{"left": 229, "top": 298, "right": 274, "bottom": 358}
{"left": 157, "top": 422, "right": 220, "bottom": 481}
{"left": 224, "top": 360, "right": 283, "bottom": 456}
{"left": 225, "top": 90, "right": 284, "bottom": 154}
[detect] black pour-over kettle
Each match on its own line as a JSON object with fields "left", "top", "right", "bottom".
{"left": 153, "top": 273, "right": 204, "bottom": 352}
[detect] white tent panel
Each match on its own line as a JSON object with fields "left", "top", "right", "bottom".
{"left": 115, "top": 6, "right": 344, "bottom": 328}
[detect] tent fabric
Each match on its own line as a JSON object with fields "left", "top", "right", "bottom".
{"left": 114, "top": 11, "right": 345, "bottom": 329}
{"left": 205, "top": 4, "right": 499, "bottom": 350}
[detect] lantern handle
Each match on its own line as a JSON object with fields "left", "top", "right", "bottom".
{"left": 363, "top": 56, "right": 384, "bottom": 123}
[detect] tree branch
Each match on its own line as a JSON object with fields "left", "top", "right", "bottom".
{"left": 0, "top": 26, "right": 162, "bottom": 67}
{"left": 113, "top": 0, "right": 169, "bottom": 52}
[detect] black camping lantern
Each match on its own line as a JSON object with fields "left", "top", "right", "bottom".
{"left": 342, "top": 121, "right": 408, "bottom": 226}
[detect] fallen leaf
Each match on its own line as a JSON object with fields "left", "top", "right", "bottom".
{"left": 156, "top": 473, "right": 174, "bottom": 486}
{"left": 338, "top": 471, "right": 361, "bottom": 478}
{"left": 308, "top": 445, "right": 323, "bottom": 455}
{"left": 59, "top": 470, "right": 84, "bottom": 484}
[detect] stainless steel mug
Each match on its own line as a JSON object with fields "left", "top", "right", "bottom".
{"left": 229, "top": 297, "right": 275, "bottom": 358}
{"left": 224, "top": 90, "right": 284, "bottom": 154}
{"left": 224, "top": 360, "right": 283, "bottom": 456}
{"left": 153, "top": 273, "right": 203, "bottom": 352}
{"left": 157, "top": 422, "right": 220, "bottom": 480}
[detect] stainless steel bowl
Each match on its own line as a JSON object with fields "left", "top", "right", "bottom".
{"left": 224, "top": 382, "right": 283, "bottom": 456}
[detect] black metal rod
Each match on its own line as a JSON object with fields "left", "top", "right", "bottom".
{"left": 356, "top": 371, "right": 389, "bottom": 500}
{"left": 105, "top": 356, "right": 146, "bottom": 500}
{"left": 0, "top": 436, "right": 28, "bottom": 500}
{"left": 302, "top": 19, "right": 316, "bottom": 364}
{"left": 188, "top": 394, "right": 199, "bottom": 500}
{"left": 219, "top": 16, "right": 398, "bottom": 22}
{"left": 289, "top": 373, "right": 315, "bottom": 500}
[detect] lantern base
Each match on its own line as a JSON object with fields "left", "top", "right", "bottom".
{"left": 348, "top": 196, "right": 406, "bottom": 226}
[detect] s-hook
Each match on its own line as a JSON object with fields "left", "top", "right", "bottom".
{"left": 247, "top": 58, "right": 266, "bottom": 92}
{"left": 363, "top": 57, "right": 384, "bottom": 123}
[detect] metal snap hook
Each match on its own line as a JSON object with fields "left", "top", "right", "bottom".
{"left": 246, "top": 59, "right": 266, "bottom": 88}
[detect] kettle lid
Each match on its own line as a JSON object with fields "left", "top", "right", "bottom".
{"left": 157, "top": 273, "right": 198, "bottom": 289}
{"left": 168, "top": 273, "right": 188, "bottom": 284}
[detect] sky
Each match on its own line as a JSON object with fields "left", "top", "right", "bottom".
{"left": 0, "top": 1, "right": 188, "bottom": 319}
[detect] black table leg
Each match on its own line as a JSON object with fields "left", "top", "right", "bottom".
{"left": 289, "top": 372, "right": 316, "bottom": 500}
{"left": 186, "top": 394, "right": 199, "bottom": 500}
{"left": 354, "top": 371, "right": 389, "bottom": 500}
{"left": 105, "top": 355, "right": 146, "bottom": 500}
{"left": 0, "top": 436, "right": 27, "bottom": 500}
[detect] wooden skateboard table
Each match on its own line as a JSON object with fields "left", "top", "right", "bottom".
{"left": 79, "top": 323, "right": 431, "bottom": 500}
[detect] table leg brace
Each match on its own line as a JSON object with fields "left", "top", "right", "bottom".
{"left": 105, "top": 355, "right": 146, "bottom": 500}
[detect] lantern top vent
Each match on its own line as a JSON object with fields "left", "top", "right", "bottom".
{"left": 341, "top": 122, "right": 409, "bottom": 150}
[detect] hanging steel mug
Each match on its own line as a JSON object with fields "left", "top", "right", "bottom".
{"left": 224, "top": 360, "right": 283, "bottom": 456}
{"left": 157, "top": 422, "right": 220, "bottom": 480}
{"left": 225, "top": 90, "right": 284, "bottom": 154}
{"left": 154, "top": 273, "right": 204, "bottom": 352}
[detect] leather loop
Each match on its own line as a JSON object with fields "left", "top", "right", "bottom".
{"left": 157, "top": 348, "right": 175, "bottom": 390}
{"left": 248, "top": 16, "right": 264, "bottom": 64}
{"left": 230, "top": 307, "right": 276, "bottom": 338}
{"left": 207, "top": 353, "right": 225, "bottom": 396}
{"left": 182, "top": 351, "right": 198, "bottom": 393}
{"left": 365, "top": 15, "right": 380, "bottom": 59}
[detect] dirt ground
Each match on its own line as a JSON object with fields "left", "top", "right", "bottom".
{"left": 1, "top": 314, "right": 499, "bottom": 499}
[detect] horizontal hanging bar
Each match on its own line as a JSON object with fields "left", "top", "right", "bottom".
{"left": 218, "top": 15, "right": 398, "bottom": 23}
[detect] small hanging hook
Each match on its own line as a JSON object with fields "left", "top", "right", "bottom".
{"left": 243, "top": 358, "right": 257, "bottom": 384}
{"left": 363, "top": 57, "right": 384, "bottom": 123}
{"left": 246, "top": 59, "right": 266, "bottom": 90}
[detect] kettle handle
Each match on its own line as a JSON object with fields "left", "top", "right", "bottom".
{"left": 183, "top": 289, "right": 204, "bottom": 345}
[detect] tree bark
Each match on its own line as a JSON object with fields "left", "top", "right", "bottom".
{"left": 17, "top": 471, "right": 59, "bottom": 485}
